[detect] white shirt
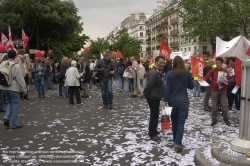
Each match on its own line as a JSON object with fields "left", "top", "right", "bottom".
{"left": 89, "top": 62, "right": 96, "bottom": 71}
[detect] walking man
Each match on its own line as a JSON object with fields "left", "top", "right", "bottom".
{"left": 95, "top": 52, "right": 115, "bottom": 109}
{"left": 32, "top": 57, "right": 46, "bottom": 98}
{"left": 203, "top": 59, "right": 214, "bottom": 111}
{"left": 143, "top": 56, "right": 165, "bottom": 141}
{"left": 1, "top": 50, "right": 27, "bottom": 129}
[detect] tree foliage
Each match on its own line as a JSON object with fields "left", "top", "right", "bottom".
{"left": 0, "top": 0, "right": 89, "bottom": 58}
{"left": 88, "top": 38, "right": 110, "bottom": 56}
{"left": 112, "top": 34, "right": 141, "bottom": 57}
{"left": 180, "top": 0, "right": 250, "bottom": 53}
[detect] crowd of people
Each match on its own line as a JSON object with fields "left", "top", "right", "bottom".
{"left": 0, "top": 50, "right": 241, "bottom": 153}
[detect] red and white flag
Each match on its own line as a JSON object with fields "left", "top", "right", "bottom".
{"left": 1, "top": 32, "right": 18, "bottom": 55}
{"left": 8, "top": 24, "right": 13, "bottom": 45}
{"left": 22, "top": 28, "right": 27, "bottom": 51}
{"left": 159, "top": 39, "right": 171, "bottom": 62}
{"left": 199, "top": 53, "right": 204, "bottom": 62}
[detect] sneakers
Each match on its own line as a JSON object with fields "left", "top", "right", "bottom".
{"left": 103, "top": 105, "right": 108, "bottom": 109}
{"left": 150, "top": 135, "right": 161, "bottom": 142}
{"left": 225, "top": 120, "right": 231, "bottom": 126}
{"left": 210, "top": 121, "right": 217, "bottom": 126}
{"left": 3, "top": 119, "right": 9, "bottom": 127}
{"left": 131, "top": 95, "right": 137, "bottom": 97}
{"left": 12, "top": 125, "right": 23, "bottom": 129}
{"left": 175, "top": 147, "right": 183, "bottom": 153}
{"left": 236, "top": 107, "right": 240, "bottom": 111}
{"left": 204, "top": 106, "right": 211, "bottom": 111}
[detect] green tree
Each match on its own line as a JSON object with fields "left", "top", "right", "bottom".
{"left": 112, "top": 34, "right": 141, "bottom": 57}
{"left": 88, "top": 38, "right": 110, "bottom": 56}
{"left": 180, "top": 0, "right": 249, "bottom": 53}
{"left": 0, "top": 0, "right": 89, "bottom": 58}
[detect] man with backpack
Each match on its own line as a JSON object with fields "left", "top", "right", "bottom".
{"left": 0, "top": 50, "right": 27, "bottom": 129}
{"left": 32, "top": 57, "right": 46, "bottom": 98}
{"left": 116, "top": 58, "right": 126, "bottom": 92}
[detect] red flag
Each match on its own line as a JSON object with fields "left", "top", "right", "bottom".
{"left": 191, "top": 56, "right": 205, "bottom": 79}
{"left": 246, "top": 46, "right": 250, "bottom": 56}
{"left": 22, "top": 28, "right": 27, "bottom": 51}
{"left": 212, "top": 53, "right": 216, "bottom": 60}
{"left": 199, "top": 54, "right": 204, "bottom": 62}
{"left": 8, "top": 24, "right": 13, "bottom": 45}
{"left": 159, "top": 39, "right": 171, "bottom": 62}
{"left": 235, "top": 57, "right": 242, "bottom": 86}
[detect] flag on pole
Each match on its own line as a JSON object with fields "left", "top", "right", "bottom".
{"left": 1, "top": 32, "right": 18, "bottom": 55}
{"left": 191, "top": 56, "right": 205, "bottom": 80}
{"left": 199, "top": 54, "right": 204, "bottom": 62}
{"left": 159, "top": 39, "right": 171, "bottom": 62}
{"left": 22, "top": 28, "right": 27, "bottom": 51}
{"left": 8, "top": 24, "right": 13, "bottom": 45}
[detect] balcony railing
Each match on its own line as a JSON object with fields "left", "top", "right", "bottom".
{"left": 170, "top": 42, "right": 179, "bottom": 48}
{"left": 152, "top": 37, "right": 156, "bottom": 41}
{"left": 146, "top": 30, "right": 151, "bottom": 34}
{"left": 156, "top": 45, "right": 160, "bottom": 50}
{"left": 170, "top": 17, "right": 179, "bottom": 24}
{"left": 146, "top": 47, "right": 151, "bottom": 51}
{"left": 156, "top": 25, "right": 161, "bottom": 30}
{"left": 146, "top": 38, "right": 151, "bottom": 42}
{"left": 170, "top": 29, "right": 179, "bottom": 36}
{"left": 156, "top": 34, "right": 163, "bottom": 39}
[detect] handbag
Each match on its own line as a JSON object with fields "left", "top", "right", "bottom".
{"left": 123, "top": 68, "right": 133, "bottom": 78}
{"left": 161, "top": 106, "right": 172, "bottom": 130}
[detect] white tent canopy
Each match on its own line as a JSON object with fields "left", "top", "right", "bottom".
{"left": 216, "top": 36, "right": 250, "bottom": 61}
{"left": 170, "top": 51, "right": 191, "bottom": 60}
{"left": 153, "top": 50, "right": 191, "bottom": 60}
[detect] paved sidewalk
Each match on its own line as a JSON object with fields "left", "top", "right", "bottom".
{"left": 0, "top": 82, "right": 240, "bottom": 165}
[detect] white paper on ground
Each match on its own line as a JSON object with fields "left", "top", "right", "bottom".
{"left": 231, "top": 85, "right": 239, "bottom": 94}
{"left": 198, "top": 81, "right": 209, "bottom": 86}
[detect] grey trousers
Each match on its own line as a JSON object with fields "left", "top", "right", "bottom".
{"left": 133, "top": 74, "right": 143, "bottom": 95}
{"left": 211, "top": 90, "right": 229, "bottom": 122}
{"left": 46, "top": 75, "right": 53, "bottom": 89}
{"left": 81, "top": 82, "right": 89, "bottom": 97}
{"left": 203, "top": 86, "right": 211, "bottom": 107}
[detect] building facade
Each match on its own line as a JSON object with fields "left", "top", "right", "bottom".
{"left": 146, "top": 0, "right": 213, "bottom": 58}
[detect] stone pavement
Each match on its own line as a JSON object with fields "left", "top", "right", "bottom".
{"left": 0, "top": 81, "right": 242, "bottom": 165}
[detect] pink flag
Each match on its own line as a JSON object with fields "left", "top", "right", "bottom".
{"left": 22, "top": 29, "right": 27, "bottom": 51}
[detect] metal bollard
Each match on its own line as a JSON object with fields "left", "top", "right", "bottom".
{"left": 230, "top": 59, "right": 250, "bottom": 153}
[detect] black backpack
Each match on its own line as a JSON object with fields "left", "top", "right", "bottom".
{"left": 118, "top": 65, "right": 124, "bottom": 75}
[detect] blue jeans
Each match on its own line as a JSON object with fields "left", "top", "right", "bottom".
{"left": 99, "top": 78, "right": 113, "bottom": 105}
{"left": 0, "top": 89, "right": 4, "bottom": 110}
{"left": 117, "top": 75, "right": 124, "bottom": 90}
{"left": 128, "top": 78, "right": 134, "bottom": 92}
{"left": 35, "top": 75, "right": 45, "bottom": 96}
{"left": 3, "top": 90, "right": 20, "bottom": 128}
{"left": 193, "top": 80, "right": 200, "bottom": 97}
{"left": 169, "top": 101, "right": 189, "bottom": 148}
{"left": 140, "top": 79, "right": 143, "bottom": 88}
{"left": 62, "top": 84, "right": 68, "bottom": 97}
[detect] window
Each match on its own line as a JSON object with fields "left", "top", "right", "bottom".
{"left": 188, "top": 47, "right": 191, "bottom": 51}
{"left": 181, "top": 48, "right": 182, "bottom": 51}
{"left": 194, "top": 46, "right": 197, "bottom": 54}
{"left": 140, "top": 26, "right": 143, "bottom": 30}
{"left": 184, "top": 48, "right": 186, "bottom": 53}
{"left": 203, "top": 46, "right": 207, "bottom": 53}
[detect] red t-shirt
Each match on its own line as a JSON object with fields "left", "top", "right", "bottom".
{"left": 203, "top": 68, "right": 229, "bottom": 91}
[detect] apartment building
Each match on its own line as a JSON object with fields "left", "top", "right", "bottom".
{"left": 130, "top": 19, "right": 148, "bottom": 58}
{"left": 146, "top": 0, "right": 212, "bottom": 58}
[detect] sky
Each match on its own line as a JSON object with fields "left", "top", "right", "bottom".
{"left": 72, "top": 0, "right": 156, "bottom": 42}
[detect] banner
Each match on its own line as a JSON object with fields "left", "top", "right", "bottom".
{"left": 191, "top": 56, "right": 205, "bottom": 79}
{"left": 22, "top": 28, "right": 27, "bottom": 51}
{"left": 235, "top": 57, "right": 242, "bottom": 86}
{"left": 159, "top": 39, "right": 171, "bottom": 61}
